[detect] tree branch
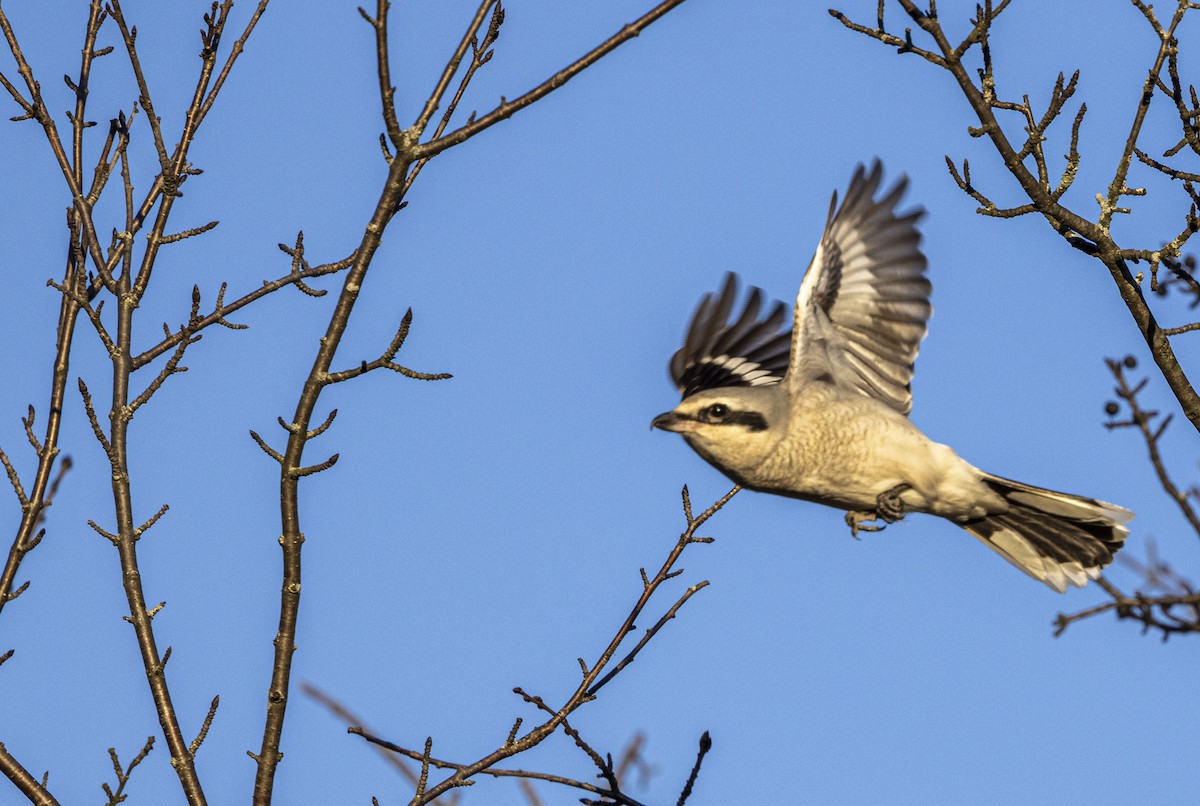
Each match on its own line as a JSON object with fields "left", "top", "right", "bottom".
{"left": 831, "top": 0, "right": 1200, "bottom": 430}
{"left": 0, "top": 742, "right": 60, "bottom": 806}
{"left": 351, "top": 485, "right": 735, "bottom": 803}
{"left": 412, "top": 0, "right": 689, "bottom": 162}
{"left": 251, "top": 2, "right": 694, "bottom": 800}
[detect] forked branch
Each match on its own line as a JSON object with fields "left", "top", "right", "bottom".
{"left": 830, "top": 0, "right": 1200, "bottom": 430}
{"left": 252, "top": 3, "right": 695, "bottom": 802}
{"left": 1054, "top": 356, "right": 1200, "bottom": 638}
{"left": 348, "top": 486, "right": 736, "bottom": 803}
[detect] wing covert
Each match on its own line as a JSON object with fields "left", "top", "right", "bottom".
{"left": 669, "top": 272, "right": 792, "bottom": 400}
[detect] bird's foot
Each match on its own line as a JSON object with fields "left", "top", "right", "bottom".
{"left": 844, "top": 484, "right": 912, "bottom": 539}
{"left": 845, "top": 510, "right": 886, "bottom": 539}
{"left": 876, "top": 483, "right": 912, "bottom": 523}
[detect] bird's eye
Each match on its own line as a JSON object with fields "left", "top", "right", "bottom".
{"left": 705, "top": 403, "right": 730, "bottom": 421}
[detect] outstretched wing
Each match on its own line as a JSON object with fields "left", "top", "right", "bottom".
{"left": 669, "top": 272, "right": 792, "bottom": 400}
{"left": 788, "top": 161, "right": 931, "bottom": 415}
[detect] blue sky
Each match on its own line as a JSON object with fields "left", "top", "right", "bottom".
{"left": 2, "top": 1, "right": 1198, "bottom": 804}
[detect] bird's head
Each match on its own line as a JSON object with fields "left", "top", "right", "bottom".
{"left": 651, "top": 385, "right": 786, "bottom": 478}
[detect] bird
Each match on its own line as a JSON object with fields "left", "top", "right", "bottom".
{"left": 651, "top": 161, "right": 1131, "bottom": 592}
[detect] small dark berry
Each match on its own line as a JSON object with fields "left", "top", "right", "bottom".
{"left": 1105, "top": 402, "right": 1120, "bottom": 416}
{"left": 1124, "top": 355, "right": 1138, "bottom": 369}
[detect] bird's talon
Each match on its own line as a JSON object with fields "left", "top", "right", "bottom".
{"left": 876, "top": 483, "right": 912, "bottom": 523}
{"left": 845, "top": 510, "right": 886, "bottom": 539}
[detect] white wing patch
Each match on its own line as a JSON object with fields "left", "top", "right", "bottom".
{"left": 705, "top": 355, "right": 779, "bottom": 386}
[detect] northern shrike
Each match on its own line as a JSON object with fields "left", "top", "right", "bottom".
{"left": 651, "top": 161, "right": 1131, "bottom": 592}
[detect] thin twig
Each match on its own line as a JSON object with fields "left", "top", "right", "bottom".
{"left": 412, "top": 0, "right": 689, "bottom": 161}
{"left": 352, "top": 728, "right": 649, "bottom": 806}
{"left": 1104, "top": 356, "right": 1200, "bottom": 535}
{"left": 302, "top": 683, "right": 461, "bottom": 806}
{"left": 676, "top": 731, "right": 711, "bottom": 806}
{"left": 101, "top": 736, "right": 155, "bottom": 806}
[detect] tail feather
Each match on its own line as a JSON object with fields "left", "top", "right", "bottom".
{"left": 961, "top": 475, "right": 1132, "bottom": 593}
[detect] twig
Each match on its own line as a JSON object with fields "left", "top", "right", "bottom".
{"left": 323, "top": 309, "right": 452, "bottom": 384}
{"left": 413, "top": 0, "right": 689, "bottom": 162}
{"left": 1054, "top": 356, "right": 1200, "bottom": 638}
{"left": 101, "top": 736, "right": 155, "bottom": 806}
{"left": 352, "top": 728, "right": 648, "bottom": 806}
{"left": 676, "top": 731, "right": 711, "bottom": 806}
{"left": 1055, "top": 576, "right": 1200, "bottom": 639}
{"left": 132, "top": 244, "right": 354, "bottom": 369}
{"left": 586, "top": 580, "right": 709, "bottom": 696}
{"left": 409, "top": 1, "right": 498, "bottom": 139}
{"left": 302, "top": 683, "right": 461, "bottom": 806}
{"left": 403, "top": 2, "right": 505, "bottom": 192}
{"left": 361, "top": 0, "right": 404, "bottom": 147}
{"left": 1104, "top": 356, "right": 1200, "bottom": 536}
{"left": 189, "top": 697, "right": 220, "bottom": 757}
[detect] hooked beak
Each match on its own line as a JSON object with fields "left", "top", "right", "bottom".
{"left": 651, "top": 411, "right": 700, "bottom": 433}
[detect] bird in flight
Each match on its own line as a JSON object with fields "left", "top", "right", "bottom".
{"left": 651, "top": 161, "right": 1131, "bottom": 592}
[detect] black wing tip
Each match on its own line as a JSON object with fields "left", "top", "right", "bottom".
{"left": 842, "top": 158, "right": 926, "bottom": 226}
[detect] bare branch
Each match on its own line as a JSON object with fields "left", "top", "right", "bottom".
{"left": 0, "top": 741, "right": 61, "bottom": 806}
{"left": 827, "top": 9, "right": 946, "bottom": 66}
{"left": 132, "top": 245, "right": 353, "bottom": 369}
{"left": 303, "top": 683, "right": 463, "bottom": 805}
{"left": 46, "top": 276, "right": 116, "bottom": 355}
{"left": 278, "top": 409, "right": 338, "bottom": 439}
{"left": 832, "top": 0, "right": 1200, "bottom": 430}
{"left": 77, "top": 378, "right": 111, "bottom": 455}
{"left": 106, "top": 1, "right": 170, "bottom": 168}
{"left": 196, "top": 1, "right": 272, "bottom": 127}
{"left": 324, "top": 309, "right": 452, "bottom": 384}
{"left": 254, "top": 3, "right": 695, "bottom": 799}
{"left": 88, "top": 519, "right": 119, "bottom": 545}
{"left": 129, "top": 312, "right": 199, "bottom": 414}
{"left": 361, "top": 0, "right": 404, "bottom": 147}
{"left": 414, "top": 0, "right": 690, "bottom": 161}
{"left": 1055, "top": 575, "right": 1200, "bottom": 638}
{"left": 403, "top": 2, "right": 505, "bottom": 192}
{"left": 409, "top": 1, "right": 498, "bottom": 139}
{"left": 351, "top": 728, "right": 647, "bottom": 806}
{"left": 586, "top": 580, "right": 709, "bottom": 696}
{"left": 1104, "top": 356, "right": 1200, "bottom": 536}
{"left": 101, "top": 736, "right": 155, "bottom": 806}
{"left": 353, "top": 486, "right": 736, "bottom": 803}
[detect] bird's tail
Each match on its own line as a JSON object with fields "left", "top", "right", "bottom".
{"left": 961, "top": 475, "right": 1133, "bottom": 593}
